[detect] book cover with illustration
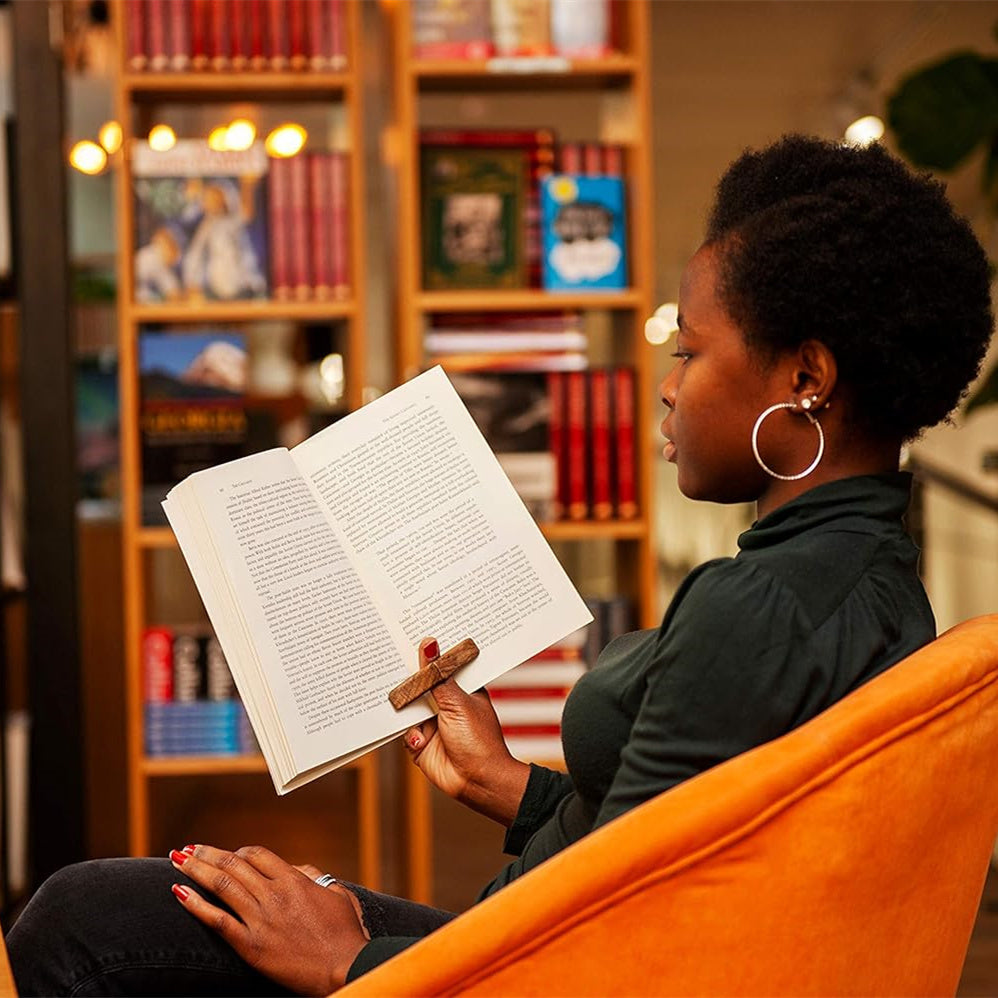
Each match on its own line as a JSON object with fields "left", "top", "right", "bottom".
{"left": 540, "top": 174, "right": 627, "bottom": 291}
{"left": 139, "top": 328, "right": 249, "bottom": 525}
{"left": 132, "top": 140, "right": 269, "bottom": 303}
{"left": 421, "top": 145, "right": 527, "bottom": 290}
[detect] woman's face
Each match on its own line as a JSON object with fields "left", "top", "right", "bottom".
{"left": 659, "top": 243, "right": 794, "bottom": 505}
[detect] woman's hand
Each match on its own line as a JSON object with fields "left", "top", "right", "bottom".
{"left": 405, "top": 637, "right": 530, "bottom": 827}
{"left": 169, "top": 843, "right": 370, "bottom": 996}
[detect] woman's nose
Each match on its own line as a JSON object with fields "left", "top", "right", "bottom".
{"left": 660, "top": 367, "right": 678, "bottom": 410}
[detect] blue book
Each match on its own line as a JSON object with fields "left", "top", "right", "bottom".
{"left": 540, "top": 175, "right": 627, "bottom": 291}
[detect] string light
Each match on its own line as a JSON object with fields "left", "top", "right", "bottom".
{"left": 265, "top": 123, "right": 307, "bottom": 158}
{"left": 69, "top": 140, "right": 108, "bottom": 175}
{"left": 645, "top": 303, "right": 679, "bottom": 345}
{"left": 225, "top": 118, "right": 256, "bottom": 151}
{"left": 98, "top": 120, "right": 123, "bottom": 155}
{"left": 148, "top": 124, "right": 177, "bottom": 152}
{"left": 207, "top": 125, "right": 229, "bottom": 151}
{"left": 844, "top": 115, "right": 885, "bottom": 147}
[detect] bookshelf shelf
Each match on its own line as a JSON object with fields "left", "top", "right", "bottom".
{"left": 541, "top": 519, "right": 648, "bottom": 542}
{"left": 415, "top": 289, "right": 645, "bottom": 312}
{"left": 410, "top": 55, "right": 639, "bottom": 90}
{"left": 113, "top": 0, "right": 381, "bottom": 889}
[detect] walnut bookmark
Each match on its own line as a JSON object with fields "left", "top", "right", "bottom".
{"left": 388, "top": 638, "right": 480, "bottom": 710}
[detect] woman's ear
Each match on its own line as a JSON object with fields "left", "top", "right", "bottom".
{"left": 792, "top": 339, "right": 837, "bottom": 408}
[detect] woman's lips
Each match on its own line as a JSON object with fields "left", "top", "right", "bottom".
{"left": 661, "top": 421, "right": 676, "bottom": 461}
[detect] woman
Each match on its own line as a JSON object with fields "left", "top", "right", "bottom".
{"left": 7, "top": 134, "right": 994, "bottom": 996}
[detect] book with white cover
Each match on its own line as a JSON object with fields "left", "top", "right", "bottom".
{"left": 163, "top": 366, "right": 592, "bottom": 794}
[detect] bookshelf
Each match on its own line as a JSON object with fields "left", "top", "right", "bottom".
{"left": 385, "top": 0, "right": 657, "bottom": 904}
{"left": 112, "top": 0, "right": 380, "bottom": 886}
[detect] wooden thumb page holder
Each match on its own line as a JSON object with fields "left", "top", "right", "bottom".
{"left": 388, "top": 638, "right": 480, "bottom": 710}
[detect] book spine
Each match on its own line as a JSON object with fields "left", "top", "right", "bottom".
{"left": 308, "top": 153, "right": 333, "bottom": 300}
{"left": 142, "top": 626, "right": 174, "bottom": 703}
{"left": 147, "top": 0, "right": 169, "bottom": 71}
{"left": 205, "top": 634, "right": 235, "bottom": 700}
{"left": 229, "top": 0, "right": 248, "bottom": 69}
{"left": 589, "top": 368, "right": 613, "bottom": 520}
{"left": 288, "top": 0, "right": 307, "bottom": 69}
{"left": 547, "top": 371, "right": 566, "bottom": 520}
{"left": 166, "top": 0, "right": 190, "bottom": 70}
{"left": 268, "top": 157, "right": 293, "bottom": 300}
{"left": 328, "top": 0, "right": 346, "bottom": 69}
{"left": 559, "top": 142, "right": 582, "bottom": 174}
{"left": 172, "top": 632, "right": 206, "bottom": 702}
{"left": 248, "top": 0, "right": 267, "bottom": 69}
{"left": 288, "top": 151, "right": 312, "bottom": 300}
{"left": 190, "top": 0, "right": 209, "bottom": 70}
{"left": 306, "top": 0, "right": 328, "bottom": 70}
{"left": 329, "top": 150, "right": 350, "bottom": 298}
{"left": 126, "top": 0, "right": 148, "bottom": 71}
{"left": 208, "top": 0, "right": 230, "bottom": 70}
{"left": 266, "top": 0, "right": 288, "bottom": 69}
{"left": 583, "top": 142, "right": 602, "bottom": 176}
{"left": 566, "top": 370, "right": 589, "bottom": 520}
{"left": 613, "top": 366, "right": 638, "bottom": 518}
{"left": 603, "top": 143, "right": 624, "bottom": 176}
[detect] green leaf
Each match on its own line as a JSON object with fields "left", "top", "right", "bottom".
{"left": 887, "top": 52, "right": 998, "bottom": 171}
{"left": 965, "top": 359, "right": 998, "bottom": 416}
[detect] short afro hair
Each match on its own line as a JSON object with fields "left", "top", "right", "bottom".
{"left": 705, "top": 134, "right": 994, "bottom": 442}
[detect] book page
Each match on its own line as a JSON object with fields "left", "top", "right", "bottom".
{"left": 292, "top": 366, "right": 592, "bottom": 712}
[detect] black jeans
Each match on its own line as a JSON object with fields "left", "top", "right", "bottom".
{"left": 6, "top": 858, "right": 457, "bottom": 996}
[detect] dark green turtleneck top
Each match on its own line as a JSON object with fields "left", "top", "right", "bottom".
{"left": 348, "top": 472, "right": 934, "bottom": 977}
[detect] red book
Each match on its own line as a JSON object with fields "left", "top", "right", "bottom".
{"left": 247, "top": 0, "right": 266, "bottom": 69}
{"left": 613, "top": 366, "right": 638, "bottom": 519}
{"left": 305, "top": 0, "right": 328, "bottom": 70}
{"left": 566, "top": 370, "right": 589, "bottom": 520}
{"left": 547, "top": 371, "right": 566, "bottom": 520}
{"left": 328, "top": 0, "right": 346, "bottom": 69}
{"left": 147, "top": 0, "right": 169, "bottom": 70}
{"left": 288, "top": 0, "right": 307, "bottom": 69}
{"left": 142, "top": 627, "right": 174, "bottom": 703}
{"left": 329, "top": 150, "right": 350, "bottom": 298}
{"left": 603, "top": 144, "right": 624, "bottom": 176}
{"left": 589, "top": 369, "right": 613, "bottom": 520}
{"left": 208, "top": 0, "right": 230, "bottom": 70}
{"left": 126, "top": 0, "right": 147, "bottom": 70}
{"left": 190, "top": 0, "right": 209, "bottom": 69}
{"left": 266, "top": 0, "right": 288, "bottom": 69}
{"left": 420, "top": 127, "right": 556, "bottom": 148}
{"left": 288, "top": 152, "right": 312, "bottom": 299}
{"left": 229, "top": 0, "right": 248, "bottom": 69}
{"left": 308, "top": 154, "right": 333, "bottom": 300}
{"left": 268, "top": 157, "right": 293, "bottom": 300}
{"left": 167, "top": 0, "right": 191, "bottom": 70}
{"left": 583, "top": 142, "right": 602, "bottom": 176}
{"left": 559, "top": 142, "right": 583, "bottom": 174}
{"left": 488, "top": 686, "right": 575, "bottom": 699}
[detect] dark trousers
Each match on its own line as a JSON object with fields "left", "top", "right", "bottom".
{"left": 5, "top": 858, "right": 457, "bottom": 996}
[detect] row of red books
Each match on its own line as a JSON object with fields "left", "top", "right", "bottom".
{"left": 143, "top": 624, "right": 235, "bottom": 702}
{"left": 125, "top": 0, "right": 347, "bottom": 73}
{"left": 269, "top": 151, "right": 351, "bottom": 302}
{"left": 550, "top": 367, "right": 637, "bottom": 522}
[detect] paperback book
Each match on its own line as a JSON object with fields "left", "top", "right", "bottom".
{"left": 163, "top": 366, "right": 592, "bottom": 793}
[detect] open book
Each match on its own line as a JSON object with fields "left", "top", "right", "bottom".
{"left": 163, "top": 366, "right": 593, "bottom": 793}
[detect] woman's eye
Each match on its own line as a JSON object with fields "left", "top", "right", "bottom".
{"left": 670, "top": 351, "right": 692, "bottom": 362}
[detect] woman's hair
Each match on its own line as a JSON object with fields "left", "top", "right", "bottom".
{"left": 705, "top": 134, "right": 994, "bottom": 441}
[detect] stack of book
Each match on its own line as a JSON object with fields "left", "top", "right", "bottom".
{"left": 126, "top": 0, "right": 348, "bottom": 73}
{"left": 143, "top": 625, "right": 258, "bottom": 756}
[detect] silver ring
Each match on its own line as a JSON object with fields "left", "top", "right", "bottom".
{"left": 314, "top": 873, "right": 338, "bottom": 888}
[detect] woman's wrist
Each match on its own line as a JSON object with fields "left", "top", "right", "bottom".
{"left": 459, "top": 756, "right": 531, "bottom": 827}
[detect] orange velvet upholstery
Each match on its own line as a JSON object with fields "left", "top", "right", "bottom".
{"left": 340, "top": 614, "right": 998, "bottom": 997}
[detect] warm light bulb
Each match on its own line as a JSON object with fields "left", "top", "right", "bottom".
{"left": 69, "top": 140, "right": 108, "bottom": 175}
{"left": 207, "top": 125, "right": 229, "bottom": 151}
{"left": 98, "top": 120, "right": 123, "bottom": 154}
{"left": 226, "top": 118, "right": 256, "bottom": 151}
{"left": 645, "top": 302, "right": 679, "bottom": 345}
{"left": 844, "top": 115, "right": 884, "bottom": 147}
{"left": 265, "top": 123, "right": 307, "bottom": 158}
{"left": 148, "top": 124, "right": 177, "bottom": 152}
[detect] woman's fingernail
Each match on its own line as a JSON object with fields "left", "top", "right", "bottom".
{"left": 424, "top": 640, "right": 439, "bottom": 660}
{"left": 182, "top": 844, "right": 197, "bottom": 854}
{"left": 169, "top": 849, "right": 189, "bottom": 865}
{"left": 409, "top": 733, "right": 421, "bottom": 750}
{"left": 171, "top": 883, "right": 190, "bottom": 902}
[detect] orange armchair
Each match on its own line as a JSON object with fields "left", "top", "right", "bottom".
{"left": 340, "top": 614, "right": 998, "bottom": 997}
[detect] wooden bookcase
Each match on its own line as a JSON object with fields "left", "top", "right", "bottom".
{"left": 111, "top": 0, "right": 380, "bottom": 885}
{"left": 385, "top": 0, "right": 657, "bottom": 904}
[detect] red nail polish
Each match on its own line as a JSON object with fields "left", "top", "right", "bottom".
{"left": 183, "top": 844, "right": 197, "bottom": 854}
{"left": 409, "top": 734, "right": 421, "bottom": 750}
{"left": 172, "top": 883, "right": 190, "bottom": 901}
{"left": 424, "top": 640, "right": 439, "bottom": 660}
{"left": 170, "top": 849, "right": 189, "bottom": 865}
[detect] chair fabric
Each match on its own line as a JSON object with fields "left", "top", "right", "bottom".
{"left": 340, "top": 614, "right": 998, "bottom": 998}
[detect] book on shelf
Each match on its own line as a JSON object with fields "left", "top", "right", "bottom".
{"left": 126, "top": 0, "right": 347, "bottom": 73}
{"left": 139, "top": 328, "right": 249, "bottom": 526}
{"left": 549, "top": 0, "right": 611, "bottom": 58}
{"left": 421, "top": 145, "right": 528, "bottom": 290}
{"left": 132, "top": 140, "right": 269, "bottom": 304}
{"left": 411, "top": 0, "right": 494, "bottom": 59}
{"left": 490, "top": 0, "right": 552, "bottom": 56}
{"left": 541, "top": 174, "right": 628, "bottom": 291}
{"left": 424, "top": 310, "right": 585, "bottom": 356}
{"left": 162, "top": 366, "right": 592, "bottom": 793}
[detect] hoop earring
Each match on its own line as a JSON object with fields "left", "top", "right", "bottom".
{"left": 751, "top": 402, "right": 825, "bottom": 481}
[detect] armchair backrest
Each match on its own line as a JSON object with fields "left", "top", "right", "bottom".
{"left": 341, "top": 615, "right": 998, "bottom": 997}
